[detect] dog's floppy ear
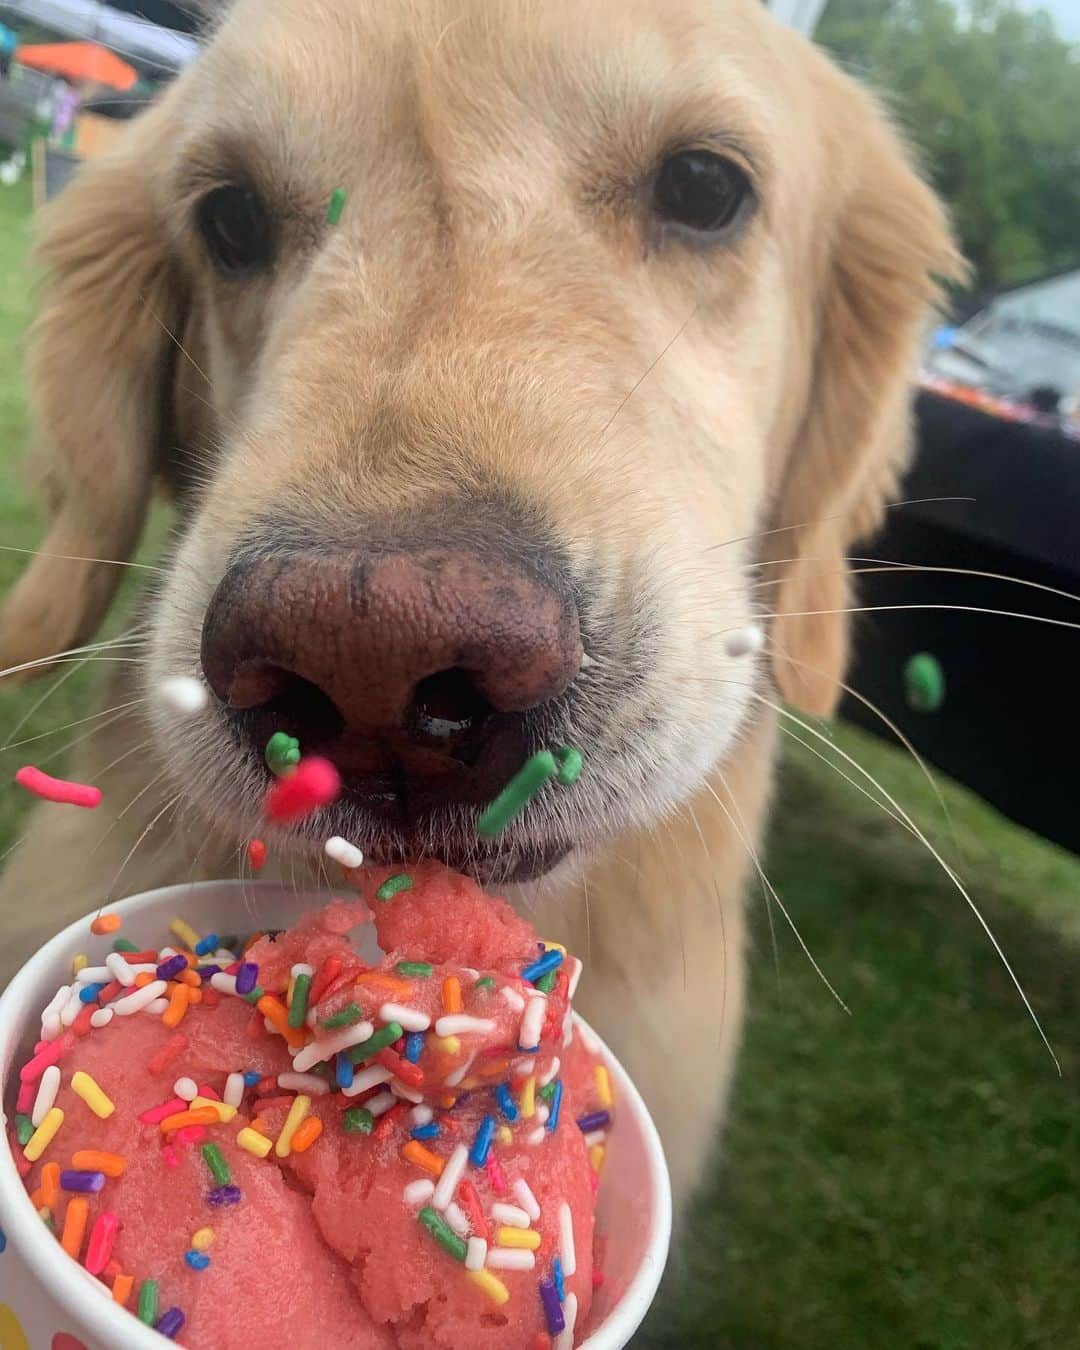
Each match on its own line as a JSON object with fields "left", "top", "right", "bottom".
{"left": 767, "top": 62, "right": 965, "bottom": 716}
{"left": 0, "top": 103, "right": 186, "bottom": 674}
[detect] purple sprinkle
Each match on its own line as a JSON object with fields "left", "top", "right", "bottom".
{"left": 207, "top": 1184, "right": 242, "bottom": 1206}
{"left": 198, "top": 964, "right": 222, "bottom": 979}
{"left": 155, "top": 1307, "right": 185, "bottom": 1340}
{"left": 539, "top": 1278, "right": 565, "bottom": 1335}
{"left": 59, "top": 1170, "right": 106, "bottom": 1194}
{"left": 155, "top": 954, "right": 188, "bottom": 981}
{"left": 575, "top": 1109, "right": 611, "bottom": 1134}
{"left": 235, "top": 962, "right": 259, "bottom": 996}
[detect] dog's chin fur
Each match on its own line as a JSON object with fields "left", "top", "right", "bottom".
{"left": 0, "top": 0, "right": 962, "bottom": 1209}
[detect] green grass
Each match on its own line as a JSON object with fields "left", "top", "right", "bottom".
{"left": 1, "top": 178, "right": 1078, "bottom": 1348}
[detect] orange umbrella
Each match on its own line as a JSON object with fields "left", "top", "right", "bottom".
{"left": 16, "top": 41, "right": 137, "bottom": 91}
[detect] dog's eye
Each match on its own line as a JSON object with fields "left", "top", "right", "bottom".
{"left": 196, "top": 185, "right": 274, "bottom": 276}
{"left": 652, "top": 150, "right": 753, "bottom": 236}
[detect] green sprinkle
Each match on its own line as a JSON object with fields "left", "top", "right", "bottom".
{"left": 241, "top": 985, "right": 265, "bottom": 1005}
{"left": 321, "top": 1002, "right": 364, "bottom": 1029}
{"left": 473, "top": 976, "right": 496, "bottom": 992}
{"left": 343, "top": 1107, "right": 375, "bottom": 1135}
{"left": 265, "top": 731, "right": 301, "bottom": 777}
{"left": 41, "top": 1210, "right": 55, "bottom": 1233}
{"left": 418, "top": 1205, "right": 468, "bottom": 1262}
{"left": 538, "top": 1080, "right": 558, "bottom": 1102}
{"left": 903, "top": 652, "right": 946, "bottom": 713}
{"left": 535, "top": 969, "right": 557, "bottom": 994}
{"left": 376, "top": 874, "right": 413, "bottom": 902}
{"left": 288, "top": 972, "right": 312, "bottom": 1028}
{"left": 396, "top": 961, "right": 433, "bottom": 978}
{"left": 476, "top": 751, "right": 557, "bottom": 839}
{"left": 326, "top": 186, "right": 347, "bottom": 225}
{"left": 112, "top": 937, "right": 138, "bottom": 953}
{"left": 201, "top": 1143, "right": 231, "bottom": 1186}
{"left": 552, "top": 744, "right": 584, "bottom": 786}
{"left": 348, "top": 1022, "right": 403, "bottom": 1064}
{"left": 137, "top": 1279, "right": 159, "bottom": 1326}
{"left": 15, "top": 1114, "right": 33, "bottom": 1146}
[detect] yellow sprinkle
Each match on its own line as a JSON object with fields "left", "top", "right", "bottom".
{"left": 494, "top": 1226, "right": 541, "bottom": 1250}
{"left": 467, "top": 1268, "right": 510, "bottom": 1306}
{"left": 594, "top": 1065, "right": 614, "bottom": 1110}
{"left": 191, "top": 1097, "right": 237, "bottom": 1123}
{"left": 433, "top": 1036, "right": 461, "bottom": 1055}
{"left": 275, "top": 1094, "right": 311, "bottom": 1158}
{"left": 589, "top": 1144, "right": 606, "bottom": 1175}
{"left": 191, "top": 1227, "right": 214, "bottom": 1251}
{"left": 38, "top": 1206, "right": 52, "bottom": 1223}
{"left": 71, "top": 953, "right": 88, "bottom": 975}
{"left": 519, "top": 1075, "right": 536, "bottom": 1119}
{"left": 236, "top": 1127, "right": 273, "bottom": 1159}
{"left": 286, "top": 975, "right": 296, "bottom": 1006}
{"left": 461, "top": 1078, "right": 480, "bottom": 1091}
{"left": 496, "top": 1126, "right": 513, "bottom": 1146}
{"left": 24, "top": 1107, "right": 64, "bottom": 1162}
{"left": 71, "top": 1071, "right": 114, "bottom": 1119}
{"left": 541, "top": 941, "right": 567, "bottom": 957}
{"left": 169, "top": 918, "right": 201, "bottom": 950}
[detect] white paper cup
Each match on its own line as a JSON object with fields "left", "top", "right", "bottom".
{"left": 0, "top": 880, "right": 671, "bottom": 1349}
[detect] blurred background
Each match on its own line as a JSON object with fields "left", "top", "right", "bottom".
{"left": 0, "top": 1, "right": 1077, "bottom": 1346}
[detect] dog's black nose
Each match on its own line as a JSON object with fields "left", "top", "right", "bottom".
{"left": 199, "top": 529, "right": 581, "bottom": 821}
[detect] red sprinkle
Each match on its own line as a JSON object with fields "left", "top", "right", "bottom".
{"left": 20, "top": 1039, "right": 66, "bottom": 1084}
{"left": 247, "top": 838, "right": 267, "bottom": 871}
{"left": 119, "top": 950, "right": 159, "bottom": 965}
{"left": 458, "top": 1179, "right": 489, "bottom": 1240}
{"left": 174, "top": 1125, "right": 207, "bottom": 1146}
{"left": 85, "top": 1211, "right": 119, "bottom": 1275}
{"left": 372, "top": 1104, "right": 406, "bottom": 1141}
{"left": 264, "top": 756, "right": 341, "bottom": 824}
{"left": 201, "top": 989, "right": 221, "bottom": 1009}
{"left": 71, "top": 1006, "right": 96, "bottom": 1037}
{"left": 138, "top": 1097, "right": 187, "bottom": 1126}
{"left": 15, "top": 1083, "right": 34, "bottom": 1114}
{"left": 376, "top": 1047, "right": 424, "bottom": 1088}
{"left": 97, "top": 981, "right": 123, "bottom": 1005}
{"left": 485, "top": 1152, "right": 508, "bottom": 1195}
{"left": 197, "top": 1083, "right": 221, "bottom": 1101}
{"left": 592, "top": 1268, "right": 605, "bottom": 1289}
{"left": 161, "top": 1145, "right": 181, "bottom": 1169}
{"left": 15, "top": 765, "right": 102, "bottom": 809}
{"left": 147, "top": 1034, "right": 189, "bottom": 1076}
{"left": 308, "top": 955, "right": 343, "bottom": 1006}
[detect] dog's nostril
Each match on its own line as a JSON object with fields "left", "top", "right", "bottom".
{"left": 237, "top": 670, "right": 346, "bottom": 745}
{"left": 407, "top": 668, "right": 494, "bottom": 758}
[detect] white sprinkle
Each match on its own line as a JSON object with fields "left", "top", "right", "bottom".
{"left": 465, "top": 1236, "right": 488, "bottom": 1272}
{"left": 342, "top": 1064, "right": 392, "bottom": 1097}
{"left": 500, "top": 986, "right": 525, "bottom": 1013}
{"left": 278, "top": 1071, "right": 331, "bottom": 1095}
{"left": 89, "top": 1008, "right": 113, "bottom": 1029}
{"left": 292, "top": 1021, "right": 374, "bottom": 1073}
{"left": 390, "top": 1080, "right": 423, "bottom": 1103}
{"left": 210, "top": 973, "right": 238, "bottom": 996}
{"left": 158, "top": 675, "right": 209, "bottom": 714}
{"left": 365, "top": 1091, "right": 396, "bottom": 1117}
{"left": 143, "top": 997, "right": 170, "bottom": 1016}
{"left": 490, "top": 1202, "right": 530, "bottom": 1229}
{"left": 173, "top": 1077, "right": 198, "bottom": 1101}
{"left": 486, "top": 1248, "right": 535, "bottom": 1271}
{"left": 511, "top": 1057, "right": 535, "bottom": 1078}
{"left": 112, "top": 980, "right": 167, "bottom": 1016}
{"left": 566, "top": 956, "right": 583, "bottom": 1001}
{"left": 459, "top": 967, "right": 479, "bottom": 982}
{"left": 262, "top": 1017, "right": 276, "bottom": 1035}
{"left": 379, "top": 1002, "right": 430, "bottom": 1033}
{"left": 32, "top": 1065, "right": 61, "bottom": 1126}
{"left": 158, "top": 947, "right": 178, "bottom": 959}
{"left": 562, "top": 1012, "right": 574, "bottom": 1049}
{"left": 59, "top": 988, "right": 83, "bottom": 1028}
{"left": 445, "top": 1202, "right": 470, "bottom": 1237}
{"left": 324, "top": 836, "right": 364, "bottom": 870}
{"left": 224, "top": 1073, "right": 245, "bottom": 1108}
{"left": 518, "top": 995, "right": 546, "bottom": 1051}
{"left": 410, "top": 1105, "right": 434, "bottom": 1127}
{"left": 444, "top": 1051, "right": 477, "bottom": 1088}
{"left": 42, "top": 983, "right": 71, "bottom": 1015}
{"left": 536, "top": 1104, "right": 550, "bottom": 1126}
{"left": 525, "top": 1126, "right": 547, "bottom": 1146}
{"left": 106, "top": 952, "right": 136, "bottom": 987}
{"left": 40, "top": 1013, "right": 62, "bottom": 1042}
{"left": 558, "top": 1201, "right": 576, "bottom": 1276}
{"left": 723, "top": 623, "right": 765, "bottom": 659}
{"left": 402, "top": 1179, "right": 435, "bottom": 1207}
{"left": 431, "top": 1142, "right": 468, "bottom": 1211}
{"left": 553, "top": 1293, "right": 578, "bottom": 1350}
{"left": 434, "top": 1014, "right": 497, "bottom": 1038}
{"left": 512, "top": 1178, "right": 541, "bottom": 1223}
{"left": 290, "top": 963, "right": 314, "bottom": 979}
{"left": 213, "top": 949, "right": 236, "bottom": 964}
{"left": 74, "top": 967, "right": 111, "bottom": 986}
{"left": 538, "top": 1057, "right": 561, "bottom": 1088}
{"left": 583, "top": 1129, "right": 606, "bottom": 1148}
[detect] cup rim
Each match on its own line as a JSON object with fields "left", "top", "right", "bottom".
{"left": 1, "top": 879, "right": 671, "bottom": 1349}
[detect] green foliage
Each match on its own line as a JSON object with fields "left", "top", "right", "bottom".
{"left": 818, "top": 0, "right": 1080, "bottom": 289}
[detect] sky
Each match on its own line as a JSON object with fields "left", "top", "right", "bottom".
{"left": 1019, "top": 0, "right": 1080, "bottom": 41}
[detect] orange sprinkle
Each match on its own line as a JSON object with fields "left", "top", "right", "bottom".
{"left": 40, "top": 1161, "right": 60, "bottom": 1207}
{"left": 90, "top": 913, "right": 122, "bottom": 935}
{"left": 250, "top": 1117, "right": 269, "bottom": 1136}
{"left": 71, "top": 1150, "right": 126, "bottom": 1178}
{"left": 112, "top": 1273, "right": 135, "bottom": 1307}
{"left": 61, "top": 1196, "right": 89, "bottom": 1258}
{"left": 187, "top": 985, "right": 203, "bottom": 1005}
{"left": 355, "top": 970, "right": 414, "bottom": 998}
{"left": 442, "top": 976, "right": 463, "bottom": 1014}
{"left": 401, "top": 1140, "right": 445, "bottom": 1176}
{"left": 162, "top": 983, "right": 190, "bottom": 1029}
{"left": 133, "top": 971, "right": 155, "bottom": 989}
{"left": 159, "top": 1106, "right": 219, "bottom": 1133}
{"left": 437, "top": 1094, "right": 458, "bottom": 1110}
{"left": 256, "top": 995, "right": 307, "bottom": 1049}
{"left": 476, "top": 1058, "right": 510, "bottom": 1080}
{"left": 291, "top": 1117, "right": 324, "bottom": 1153}
{"left": 177, "top": 968, "right": 201, "bottom": 988}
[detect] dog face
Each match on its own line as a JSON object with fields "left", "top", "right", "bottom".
{"left": 2, "top": 0, "right": 959, "bottom": 882}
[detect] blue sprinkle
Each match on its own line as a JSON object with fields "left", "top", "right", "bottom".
{"left": 184, "top": 1250, "right": 211, "bottom": 1271}
{"left": 207, "top": 1184, "right": 241, "bottom": 1206}
{"left": 0, "top": 1225, "right": 6, "bottom": 1254}
{"left": 469, "top": 1114, "right": 496, "bottom": 1168}
{"left": 545, "top": 1079, "right": 563, "bottom": 1133}
{"left": 194, "top": 934, "right": 219, "bottom": 957}
{"left": 404, "top": 1032, "right": 425, "bottom": 1064}
{"left": 335, "top": 1052, "right": 354, "bottom": 1090}
{"left": 521, "top": 948, "right": 564, "bottom": 984}
{"left": 552, "top": 1255, "right": 566, "bottom": 1302}
{"left": 242, "top": 1071, "right": 261, "bottom": 1087}
{"left": 493, "top": 1083, "right": 519, "bottom": 1122}
{"left": 78, "top": 982, "right": 105, "bottom": 1004}
{"left": 410, "top": 1122, "right": 440, "bottom": 1141}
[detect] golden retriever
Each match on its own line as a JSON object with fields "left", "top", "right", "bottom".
{"left": 0, "top": 0, "right": 958, "bottom": 1206}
